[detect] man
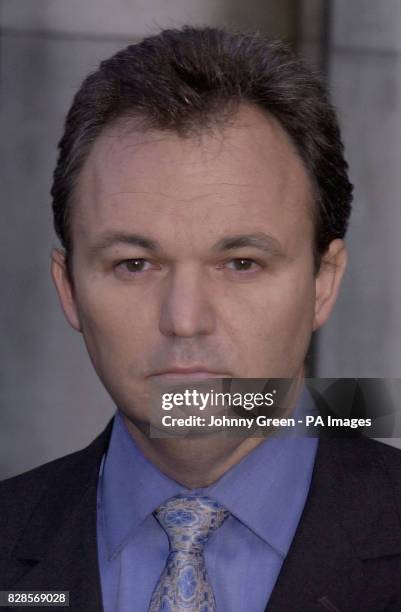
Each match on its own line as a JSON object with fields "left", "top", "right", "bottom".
{"left": 1, "top": 26, "right": 400, "bottom": 612}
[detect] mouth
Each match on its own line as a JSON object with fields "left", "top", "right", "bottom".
{"left": 148, "top": 368, "right": 230, "bottom": 381}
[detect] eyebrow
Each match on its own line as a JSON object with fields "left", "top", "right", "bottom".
{"left": 88, "top": 231, "right": 284, "bottom": 258}
{"left": 212, "top": 233, "right": 284, "bottom": 257}
{"left": 88, "top": 232, "right": 161, "bottom": 257}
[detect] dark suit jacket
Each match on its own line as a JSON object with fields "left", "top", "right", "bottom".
{"left": 1, "top": 419, "right": 401, "bottom": 611}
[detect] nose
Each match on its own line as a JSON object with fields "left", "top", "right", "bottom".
{"left": 158, "top": 266, "right": 216, "bottom": 338}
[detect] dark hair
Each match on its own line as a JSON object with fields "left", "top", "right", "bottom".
{"left": 51, "top": 26, "right": 353, "bottom": 279}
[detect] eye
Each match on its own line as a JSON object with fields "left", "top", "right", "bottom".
{"left": 225, "top": 258, "right": 260, "bottom": 272}
{"left": 116, "top": 258, "right": 154, "bottom": 274}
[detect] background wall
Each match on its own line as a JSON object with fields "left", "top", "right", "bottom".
{"left": 317, "top": 0, "right": 401, "bottom": 379}
{"left": 1, "top": 1, "right": 400, "bottom": 479}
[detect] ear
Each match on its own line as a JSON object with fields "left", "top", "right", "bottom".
{"left": 50, "top": 248, "right": 82, "bottom": 333}
{"left": 313, "top": 239, "right": 347, "bottom": 331}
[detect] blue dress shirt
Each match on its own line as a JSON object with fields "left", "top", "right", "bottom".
{"left": 97, "top": 385, "right": 318, "bottom": 612}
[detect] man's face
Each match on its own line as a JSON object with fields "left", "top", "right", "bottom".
{"left": 52, "top": 105, "right": 346, "bottom": 425}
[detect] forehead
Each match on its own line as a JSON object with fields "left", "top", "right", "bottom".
{"left": 73, "top": 104, "right": 314, "bottom": 250}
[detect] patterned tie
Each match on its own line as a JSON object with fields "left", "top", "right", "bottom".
{"left": 148, "top": 494, "right": 230, "bottom": 612}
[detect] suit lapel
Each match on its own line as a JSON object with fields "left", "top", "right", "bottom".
{"left": 267, "top": 438, "right": 401, "bottom": 611}
{"left": 10, "top": 420, "right": 114, "bottom": 612}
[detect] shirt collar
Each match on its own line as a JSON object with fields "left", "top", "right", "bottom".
{"left": 100, "top": 410, "right": 187, "bottom": 559}
{"left": 100, "top": 384, "right": 318, "bottom": 560}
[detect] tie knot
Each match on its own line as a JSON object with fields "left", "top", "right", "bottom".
{"left": 154, "top": 494, "right": 230, "bottom": 553}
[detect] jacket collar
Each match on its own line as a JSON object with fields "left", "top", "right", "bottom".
{"left": 267, "top": 437, "right": 401, "bottom": 611}
{"left": 11, "top": 419, "right": 114, "bottom": 612}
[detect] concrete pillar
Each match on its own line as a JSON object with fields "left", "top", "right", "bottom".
{"left": 317, "top": 0, "right": 401, "bottom": 378}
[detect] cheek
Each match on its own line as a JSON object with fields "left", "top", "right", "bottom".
{"left": 266, "top": 275, "right": 316, "bottom": 367}
{"left": 222, "top": 271, "right": 315, "bottom": 369}
{"left": 74, "top": 282, "right": 156, "bottom": 373}
{"left": 228, "top": 271, "right": 314, "bottom": 330}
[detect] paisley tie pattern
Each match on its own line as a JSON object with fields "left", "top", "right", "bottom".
{"left": 148, "top": 494, "right": 230, "bottom": 612}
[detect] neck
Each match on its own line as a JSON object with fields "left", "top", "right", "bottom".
{"left": 124, "top": 371, "right": 305, "bottom": 488}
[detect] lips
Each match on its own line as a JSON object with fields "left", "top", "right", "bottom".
{"left": 149, "top": 368, "right": 229, "bottom": 380}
